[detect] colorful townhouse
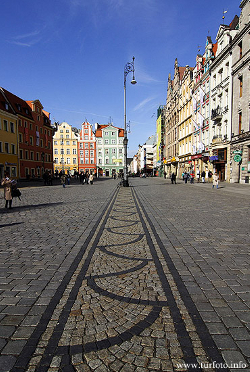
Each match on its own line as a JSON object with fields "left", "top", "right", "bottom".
{"left": 78, "top": 121, "right": 96, "bottom": 175}
{"left": 0, "top": 88, "right": 18, "bottom": 179}
{"left": 1, "top": 88, "right": 54, "bottom": 179}
{"left": 178, "top": 66, "right": 194, "bottom": 175}
{"left": 53, "top": 122, "right": 79, "bottom": 175}
{"left": 95, "top": 123, "right": 124, "bottom": 177}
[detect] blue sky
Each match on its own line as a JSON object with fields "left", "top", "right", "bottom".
{"left": 1, "top": 0, "right": 241, "bottom": 157}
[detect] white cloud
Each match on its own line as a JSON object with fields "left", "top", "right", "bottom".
{"left": 133, "top": 97, "right": 155, "bottom": 112}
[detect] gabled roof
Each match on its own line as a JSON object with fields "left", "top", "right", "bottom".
{"left": 95, "top": 124, "right": 124, "bottom": 137}
{"left": 1, "top": 87, "right": 33, "bottom": 120}
{"left": 0, "top": 88, "right": 16, "bottom": 116}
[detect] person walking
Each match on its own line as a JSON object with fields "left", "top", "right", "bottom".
{"left": 201, "top": 170, "right": 206, "bottom": 183}
{"left": 1, "top": 171, "right": 14, "bottom": 209}
{"left": 212, "top": 172, "right": 219, "bottom": 189}
{"left": 184, "top": 171, "right": 188, "bottom": 184}
{"left": 190, "top": 170, "right": 195, "bottom": 184}
{"left": 61, "top": 173, "right": 66, "bottom": 188}
{"left": 171, "top": 172, "right": 176, "bottom": 184}
{"left": 89, "top": 173, "right": 94, "bottom": 185}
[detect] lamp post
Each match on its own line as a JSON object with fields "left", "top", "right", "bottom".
{"left": 123, "top": 56, "right": 137, "bottom": 187}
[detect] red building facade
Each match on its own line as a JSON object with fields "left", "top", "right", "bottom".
{"left": 78, "top": 121, "right": 96, "bottom": 175}
{"left": 2, "top": 88, "right": 54, "bottom": 179}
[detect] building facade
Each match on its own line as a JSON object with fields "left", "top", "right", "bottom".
{"left": 230, "top": 0, "right": 250, "bottom": 183}
{"left": 95, "top": 124, "right": 124, "bottom": 177}
{"left": 178, "top": 66, "right": 194, "bottom": 176}
{"left": 164, "top": 59, "right": 185, "bottom": 177}
{"left": 0, "top": 88, "right": 18, "bottom": 179}
{"left": 53, "top": 122, "right": 79, "bottom": 175}
{"left": 209, "top": 16, "right": 239, "bottom": 181}
{"left": 78, "top": 121, "right": 96, "bottom": 175}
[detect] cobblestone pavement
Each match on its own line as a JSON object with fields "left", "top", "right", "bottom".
{"left": 0, "top": 178, "right": 249, "bottom": 372}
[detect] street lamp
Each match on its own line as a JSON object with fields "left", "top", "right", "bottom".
{"left": 123, "top": 56, "right": 137, "bottom": 187}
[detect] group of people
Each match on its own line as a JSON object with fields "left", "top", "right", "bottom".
{"left": 180, "top": 170, "right": 219, "bottom": 188}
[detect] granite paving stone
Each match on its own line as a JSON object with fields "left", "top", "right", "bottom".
{"left": 0, "top": 178, "right": 249, "bottom": 371}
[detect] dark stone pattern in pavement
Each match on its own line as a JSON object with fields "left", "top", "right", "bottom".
{"left": 0, "top": 178, "right": 249, "bottom": 371}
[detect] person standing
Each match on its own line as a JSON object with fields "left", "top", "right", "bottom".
{"left": 212, "top": 172, "right": 219, "bottom": 189}
{"left": 1, "top": 171, "right": 14, "bottom": 209}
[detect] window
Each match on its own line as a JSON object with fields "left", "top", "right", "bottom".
{"left": 105, "top": 158, "right": 109, "bottom": 164}
{"left": 66, "top": 141, "right": 70, "bottom": 145}
{"left": 4, "top": 120, "right": 8, "bottom": 131}
{"left": 90, "top": 143, "right": 94, "bottom": 148}
{"left": 66, "top": 149, "right": 70, "bottom": 155}
{"left": 25, "top": 150, "right": 29, "bottom": 159}
{"left": 30, "top": 136, "right": 33, "bottom": 145}
{"left": 54, "top": 149, "right": 58, "bottom": 154}
{"left": 61, "top": 149, "right": 64, "bottom": 154}
{"left": 60, "top": 130, "right": 63, "bottom": 133}
{"left": 99, "top": 159, "right": 102, "bottom": 165}
{"left": 19, "top": 133, "right": 23, "bottom": 143}
{"left": 85, "top": 150, "right": 89, "bottom": 156}
{"left": 239, "top": 41, "right": 242, "bottom": 59}
{"left": 105, "top": 139, "right": 109, "bottom": 144}
{"left": 90, "top": 159, "right": 94, "bottom": 164}
{"left": 85, "top": 159, "right": 89, "bottom": 164}
{"left": 111, "top": 132, "right": 115, "bottom": 136}
{"left": 105, "top": 149, "right": 109, "bottom": 155}
{"left": 111, "top": 139, "right": 116, "bottom": 144}
{"left": 36, "top": 153, "right": 39, "bottom": 161}
{"left": 40, "top": 139, "right": 43, "bottom": 147}
{"left": 119, "top": 148, "right": 123, "bottom": 154}
{"left": 0, "top": 142, "right": 2, "bottom": 153}
{"left": 111, "top": 149, "right": 116, "bottom": 154}
{"left": 239, "top": 76, "right": 243, "bottom": 98}
{"left": 30, "top": 151, "right": 34, "bottom": 160}
{"left": 90, "top": 150, "right": 94, "bottom": 157}
{"left": 11, "top": 144, "right": 15, "bottom": 154}
{"left": 67, "top": 158, "right": 70, "bottom": 164}
{"left": 20, "top": 149, "right": 23, "bottom": 159}
{"left": 73, "top": 149, "right": 77, "bottom": 155}
{"left": 5, "top": 143, "right": 9, "bottom": 153}
{"left": 239, "top": 112, "right": 242, "bottom": 134}
{"left": 104, "top": 131, "right": 109, "bottom": 136}
{"left": 10, "top": 122, "right": 15, "bottom": 133}
{"left": 85, "top": 143, "right": 89, "bottom": 148}
{"left": 79, "top": 143, "right": 83, "bottom": 149}
{"left": 66, "top": 130, "right": 69, "bottom": 133}
{"left": 66, "top": 135, "right": 69, "bottom": 139}
{"left": 85, "top": 129, "right": 88, "bottom": 134}
{"left": 84, "top": 135, "right": 88, "bottom": 140}
{"left": 80, "top": 150, "right": 84, "bottom": 156}
{"left": 73, "top": 141, "right": 76, "bottom": 145}
{"left": 80, "top": 158, "right": 84, "bottom": 164}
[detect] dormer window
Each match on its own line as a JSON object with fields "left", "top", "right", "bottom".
{"left": 17, "top": 104, "right": 21, "bottom": 111}
{"left": 5, "top": 103, "right": 9, "bottom": 110}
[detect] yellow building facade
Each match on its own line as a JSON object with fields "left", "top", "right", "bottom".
{"left": 178, "top": 66, "right": 194, "bottom": 176}
{"left": 53, "top": 122, "right": 79, "bottom": 174}
{"left": 0, "top": 90, "right": 19, "bottom": 179}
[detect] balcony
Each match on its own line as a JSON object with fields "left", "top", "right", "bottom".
{"left": 211, "top": 106, "right": 222, "bottom": 121}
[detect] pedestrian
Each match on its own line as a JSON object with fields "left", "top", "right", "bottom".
{"left": 61, "top": 173, "right": 66, "bottom": 188}
{"left": 184, "top": 171, "right": 188, "bottom": 184}
{"left": 201, "top": 170, "right": 205, "bottom": 183}
{"left": 212, "top": 172, "right": 219, "bottom": 189}
{"left": 164, "top": 171, "right": 167, "bottom": 179}
{"left": 1, "top": 171, "right": 15, "bottom": 209}
{"left": 67, "top": 173, "right": 71, "bottom": 185}
{"left": 208, "top": 170, "right": 213, "bottom": 183}
{"left": 190, "top": 170, "right": 195, "bottom": 184}
{"left": 196, "top": 169, "right": 200, "bottom": 183}
{"left": 171, "top": 172, "right": 176, "bottom": 184}
{"left": 89, "top": 173, "right": 94, "bottom": 185}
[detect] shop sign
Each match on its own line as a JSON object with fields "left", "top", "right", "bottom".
{"left": 191, "top": 154, "right": 202, "bottom": 160}
{"left": 113, "top": 159, "right": 122, "bottom": 163}
{"left": 234, "top": 154, "right": 242, "bottom": 162}
{"left": 171, "top": 157, "right": 177, "bottom": 162}
{"left": 209, "top": 156, "right": 218, "bottom": 161}
{"left": 233, "top": 150, "right": 242, "bottom": 155}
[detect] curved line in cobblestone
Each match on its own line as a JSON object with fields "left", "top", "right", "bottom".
{"left": 54, "top": 306, "right": 162, "bottom": 356}
{"left": 87, "top": 277, "right": 168, "bottom": 307}
{"left": 105, "top": 220, "right": 139, "bottom": 228}
{"left": 98, "top": 244, "right": 152, "bottom": 260}
{"left": 105, "top": 227, "right": 142, "bottom": 236}
{"left": 86, "top": 260, "right": 149, "bottom": 279}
